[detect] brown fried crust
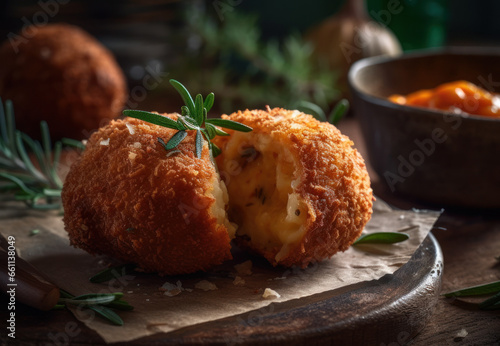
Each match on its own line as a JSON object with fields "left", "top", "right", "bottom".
{"left": 62, "top": 116, "right": 232, "bottom": 275}
{"left": 215, "top": 107, "right": 373, "bottom": 268}
{"left": 0, "top": 23, "right": 126, "bottom": 140}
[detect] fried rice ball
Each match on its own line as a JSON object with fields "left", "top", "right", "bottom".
{"left": 0, "top": 23, "right": 126, "bottom": 140}
{"left": 214, "top": 107, "right": 373, "bottom": 268}
{"left": 62, "top": 116, "right": 236, "bottom": 275}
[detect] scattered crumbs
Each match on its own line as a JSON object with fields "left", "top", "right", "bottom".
{"left": 273, "top": 276, "right": 287, "bottom": 281}
{"left": 195, "top": 280, "right": 218, "bottom": 291}
{"left": 146, "top": 299, "right": 150, "bottom": 302}
{"left": 126, "top": 123, "right": 136, "bottom": 135}
{"left": 234, "top": 260, "right": 253, "bottom": 276}
{"left": 160, "top": 280, "right": 184, "bottom": 297}
{"left": 100, "top": 138, "right": 110, "bottom": 146}
{"left": 398, "top": 215, "right": 405, "bottom": 220}
{"left": 233, "top": 276, "right": 245, "bottom": 286}
{"left": 454, "top": 328, "right": 468, "bottom": 341}
{"left": 127, "top": 291, "right": 133, "bottom": 294}
{"left": 29, "top": 229, "right": 40, "bottom": 237}
{"left": 262, "top": 288, "right": 280, "bottom": 299}
{"left": 128, "top": 152, "right": 137, "bottom": 161}
{"left": 133, "top": 142, "right": 142, "bottom": 149}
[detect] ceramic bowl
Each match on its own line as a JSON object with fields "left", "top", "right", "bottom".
{"left": 349, "top": 48, "right": 500, "bottom": 209}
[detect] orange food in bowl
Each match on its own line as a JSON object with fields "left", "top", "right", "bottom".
{"left": 389, "top": 80, "right": 500, "bottom": 117}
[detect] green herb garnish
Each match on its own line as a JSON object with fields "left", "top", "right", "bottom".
{"left": 29, "top": 229, "right": 40, "bottom": 236}
{"left": 353, "top": 232, "right": 410, "bottom": 245}
{"left": 443, "top": 280, "right": 500, "bottom": 298}
{"left": 0, "top": 98, "right": 82, "bottom": 209}
{"left": 297, "top": 99, "right": 349, "bottom": 125}
{"left": 89, "top": 263, "right": 137, "bottom": 284}
{"left": 123, "top": 79, "right": 252, "bottom": 161}
{"left": 56, "top": 289, "right": 133, "bottom": 326}
{"left": 443, "top": 280, "right": 500, "bottom": 311}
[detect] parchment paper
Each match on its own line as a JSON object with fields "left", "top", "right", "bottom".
{"left": 1, "top": 199, "right": 441, "bottom": 343}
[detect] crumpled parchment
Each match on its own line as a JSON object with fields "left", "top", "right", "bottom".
{"left": 1, "top": 199, "right": 441, "bottom": 343}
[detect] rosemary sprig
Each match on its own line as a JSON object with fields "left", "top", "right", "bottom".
{"left": 56, "top": 289, "right": 133, "bottom": 326}
{"left": 353, "top": 232, "right": 410, "bottom": 245}
{"left": 123, "top": 79, "right": 252, "bottom": 161}
{"left": 0, "top": 98, "right": 81, "bottom": 209}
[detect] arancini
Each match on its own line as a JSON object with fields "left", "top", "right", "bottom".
{"left": 214, "top": 107, "right": 373, "bottom": 268}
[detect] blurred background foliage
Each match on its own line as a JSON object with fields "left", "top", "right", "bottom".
{"left": 0, "top": 0, "right": 498, "bottom": 116}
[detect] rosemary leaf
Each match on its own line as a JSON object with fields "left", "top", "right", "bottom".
{"left": 296, "top": 100, "right": 326, "bottom": 121}
{"left": 194, "top": 94, "right": 204, "bottom": 126}
{"left": 61, "top": 138, "right": 86, "bottom": 150}
{"left": 181, "top": 105, "right": 190, "bottom": 117}
{"left": 166, "top": 130, "right": 188, "bottom": 150}
{"left": 43, "top": 188, "right": 62, "bottom": 197}
{"left": 444, "top": 280, "right": 500, "bottom": 298}
{"left": 204, "top": 93, "right": 215, "bottom": 112}
{"left": 195, "top": 129, "right": 203, "bottom": 159}
{"left": 106, "top": 300, "right": 134, "bottom": 311}
{"left": 72, "top": 292, "right": 123, "bottom": 301}
{"left": 89, "top": 264, "right": 136, "bottom": 283}
{"left": 89, "top": 305, "right": 124, "bottom": 326}
{"left": 15, "top": 131, "right": 47, "bottom": 182}
{"left": 0, "top": 172, "right": 38, "bottom": 197}
{"left": 353, "top": 232, "right": 410, "bottom": 245}
{"left": 169, "top": 79, "right": 196, "bottom": 116}
{"left": 211, "top": 142, "right": 222, "bottom": 157}
{"left": 479, "top": 291, "right": 500, "bottom": 310}
{"left": 329, "top": 99, "right": 349, "bottom": 125}
{"left": 205, "top": 118, "right": 252, "bottom": 132}
{"left": 123, "top": 110, "right": 180, "bottom": 130}
{"left": 41, "top": 121, "right": 52, "bottom": 165}
{"left": 213, "top": 126, "right": 230, "bottom": 137}
{"left": 204, "top": 123, "right": 217, "bottom": 140}
{"left": 59, "top": 295, "right": 116, "bottom": 306}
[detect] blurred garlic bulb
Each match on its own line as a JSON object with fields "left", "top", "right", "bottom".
{"left": 307, "top": 0, "right": 402, "bottom": 94}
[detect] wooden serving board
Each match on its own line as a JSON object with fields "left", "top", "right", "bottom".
{"left": 4, "top": 234, "right": 442, "bottom": 345}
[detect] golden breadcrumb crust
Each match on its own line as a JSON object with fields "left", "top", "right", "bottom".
{"left": 215, "top": 107, "right": 373, "bottom": 268}
{"left": 62, "top": 116, "right": 232, "bottom": 275}
{"left": 0, "top": 23, "right": 126, "bottom": 140}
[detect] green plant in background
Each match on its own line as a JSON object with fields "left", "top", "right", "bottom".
{"left": 179, "top": 6, "right": 343, "bottom": 121}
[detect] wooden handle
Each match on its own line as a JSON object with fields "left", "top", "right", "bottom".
{"left": 0, "top": 234, "right": 60, "bottom": 311}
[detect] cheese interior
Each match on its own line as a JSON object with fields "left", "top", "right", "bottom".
{"left": 208, "top": 174, "right": 237, "bottom": 239}
{"left": 220, "top": 132, "right": 307, "bottom": 261}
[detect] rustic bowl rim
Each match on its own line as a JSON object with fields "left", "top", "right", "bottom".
{"left": 348, "top": 46, "right": 500, "bottom": 124}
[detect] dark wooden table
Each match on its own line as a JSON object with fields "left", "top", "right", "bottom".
{"left": 338, "top": 118, "right": 500, "bottom": 346}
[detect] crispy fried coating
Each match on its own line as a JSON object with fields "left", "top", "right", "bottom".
{"left": 214, "top": 107, "right": 373, "bottom": 268}
{"left": 62, "top": 116, "right": 234, "bottom": 275}
{"left": 0, "top": 23, "right": 126, "bottom": 140}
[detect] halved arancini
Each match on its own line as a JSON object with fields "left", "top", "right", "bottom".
{"left": 214, "top": 107, "right": 373, "bottom": 268}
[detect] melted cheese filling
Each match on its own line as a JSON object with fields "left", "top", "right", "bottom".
{"left": 208, "top": 175, "right": 237, "bottom": 239}
{"left": 221, "top": 132, "right": 307, "bottom": 261}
